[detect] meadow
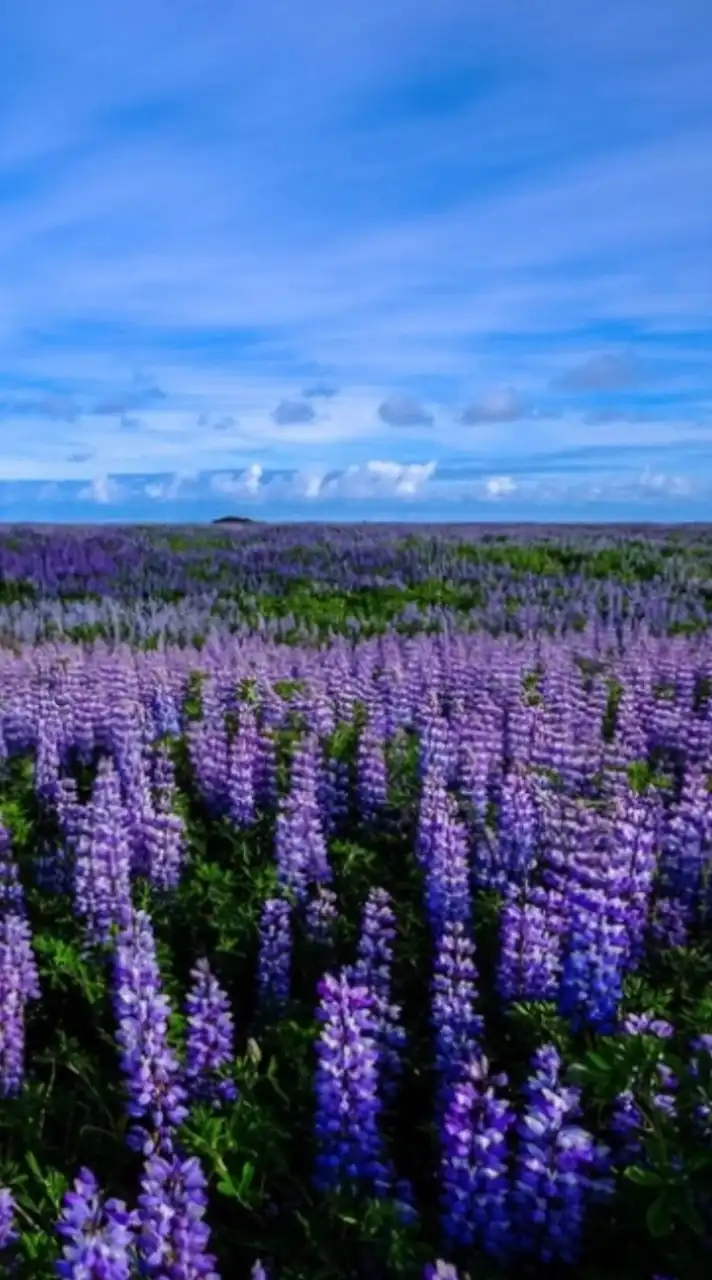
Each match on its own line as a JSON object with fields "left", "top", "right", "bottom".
{"left": 1, "top": 522, "right": 712, "bottom": 1279}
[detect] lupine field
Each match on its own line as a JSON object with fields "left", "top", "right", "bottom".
{"left": 2, "top": 523, "right": 712, "bottom": 1280}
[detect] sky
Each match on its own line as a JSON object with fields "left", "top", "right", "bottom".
{"left": 0, "top": 0, "right": 710, "bottom": 524}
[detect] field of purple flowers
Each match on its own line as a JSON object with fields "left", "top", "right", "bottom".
{"left": 1, "top": 523, "right": 712, "bottom": 1279}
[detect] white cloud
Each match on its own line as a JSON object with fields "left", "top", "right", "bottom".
{"left": 638, "top": 467, "right": 693, "bottom": 497}
{"left": 144, "top": 470, "right": 199, "bottom": 501}
{"left": 322, "top": 460, "right": 437, "bottom": 500}
{"left": 210, "top": 464, "right": 264, "bottom": 497}
{"left": 207, "top": 459, "right": 438, "bottom": 503}
{"left": 484, "top": 474, "right": 518, "bottom": 498}
{"left": 77, "top": 474, "right": 125, "bottom": 504}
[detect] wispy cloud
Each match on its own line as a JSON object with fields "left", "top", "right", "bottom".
{"left": 271, "top": 399, "right": 317, "bottom": 426}
{"left": 378, "top": 395, "right": 434, "bottom": 427}
{"left": 303, "top": 383, "right": 338, "bottom": 399}
{"left": 460, "top": 388, "right": 533, "bottom": 425}
{"left": 553, "top": 352, "right": 644, "bottom": 393}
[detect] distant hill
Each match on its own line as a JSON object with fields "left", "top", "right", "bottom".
{"left": 212, "top": 515, "right": 257, "bottom": 524}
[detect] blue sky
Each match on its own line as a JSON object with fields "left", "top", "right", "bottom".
{"left": 0, "top": 0, "right": 710, "bottom": 523}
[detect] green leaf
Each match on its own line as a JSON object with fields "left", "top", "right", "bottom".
{"left": 673, "top": 1195, "right": 706, "bottom": 1235}
{"left": 646, "top": 1192, "right": 675, "bottom": 1238}
{"left": 624, "top": 1166, "right": 666, "bottom": 1188}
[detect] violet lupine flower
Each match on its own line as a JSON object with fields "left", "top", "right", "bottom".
{"left": 313, "top": 970, "right": 390, "bottom": 1198}
{"left": 0, "top": 823, "right": 25, "bottom": 913}
{"left": 439, "top": 1054, "right": 514, "bottom": 1261}
{"left": 689, "top": 1034, "right": 712, "bottom": 1132}
{"left": 319, "top": 756, "right": 350, "bottom": 837}
{"left": 651, "top": 1062, "right": 678, "bottom": 1119}
{"left": 495, "top": 769, "right": 539, "bottom": 886}
{"left": 256, "top": 898, "right": 292, "bottom": 1014}
{"left": 655, "top": 767, "right": 709, "bottom": 940}
{"left": 614, "top": 790, "right": 659, "bottom": 967}
{"left": 304, "top": 885, "right": 339, "bottom": 946}
{"left": 0, "top": 1186, "right": 17, "bottom": 1252}
{"left": 352, "top": 888, "right": 406, "bottom": 1100}
{"left": 253, "top": 727, "right": 278, "bottom": 812}
{"left": 144, "top": 806, "right": 187, "bottom": 892}
{"left": 621, "top": 1013, "right": 674, "bottom": 1038}
{"left": 186, "top": 711, "right": 229, "bottom": 819}
{"left": 610, "top": 1089, "right": 645, "bottom": 1167}
{"left": 558, "top": 877, "right": 630, "bottom": 1033}
{"left": 111, "top": 909, "right": 188, "bottom": 1155}
{"left": 135, "top": 1151, "right": 219, "bottom": 1280}
{"left": 431, "top": 920, "right": 483, "bottom": 1112}
{"left": 0, "top": 911, "right": 41, "bottom": 1096}
{"left": 72, "top": 759, "right": 134, "bottom": 946}
{"left": 497, "top": 884, "right": 563, "bottom": 1003}
{"left": 34, "top": 719, "right": 62, "bottom": 808}
{"left": 150, "top": 684, "right": 181, "bottom": 740}
{"left": 55, "top": 1166, "right": 134, "bottom": 1280}
{"left": 356, "top": 721, "right": 388, "bottom": 822}
{"left": 415, "top": 768, "right": 449, "bottom": 870}
{"left": 511, "top": 1045, "right": 607, "bottom": 1267}
{"left": 225, "top": 707, "right": 257, "bottom": 827}
{"left": 274, "top": 740, "right": 331, "bottom": 900}
{"left": 419, "top": 707, "right": 453, "bottom": 782}
{"left": 422, "top": 791, "right": 472, "bottom": 933}
{"left": 184, "top": 958, "right": 238, "bottom": 1106}
{"left": 423, "top": 1263, "right": 460, "bottom": 1280}
{"left": 251, "top": 1263, "right": 269, "bottom": 1280}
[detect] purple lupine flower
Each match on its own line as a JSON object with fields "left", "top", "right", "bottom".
{"left": 690, "top": 1034, "right": 712, "bottom": 1132}
{"left": 651, "top": 1062, "right": 678, "bottom": 1119}
{"left": 558, "top": 882, "right": 629, "bottom": 1033}
{"left": 144, "top": 806, "right": 187, "bottom": 892}
{"left": 111, "top": 909, "right": 188, "bottom": 1155}
{"left": 621, "top": 1013, "right": 674, "bottom": 1038}
{"left": 251, "top": 1263, "right": 269, "bottom": 1280}
{"left": 150, "top": 684, "right": 181, "bottom": 740}
{"left": 253, "top": 726, "right": 278, "bottom": 812}
{"left": 184, "top": 958, "right": 238, "bottom": 1105}
{"left": 419, "top": 705, "right": 454, "bottom": 782}
{"left": 319, "top": 755, "right": 350, "bottom": 836}
{"left": 498, "top": 884, "right": 563, "bottom": 1002}
{"left": 274, "top": 739, "right": 331, "bottom": 900}
{"left": 256, "top": 898, "right": 292, "bottom": 1014}
{"left": 440, "top": 1054, "right": 514, "bottom": 1260}
{"left": 356, "top": 721, "right": 388, "bottom": 822}
{"left": 0, "top": 911, "right": 40, "bottom": 1096}
{"left": 431, "top": 920, "right": 483, "bottom": 1109}
{"left": 352, "top": 888, "right": 406, "bottom": 1100}
{"left": 423, "top": 1263, "right": 461, "bottom": 1280}
{"left": 421, "top": 788, "right": 472, "bottom": 932}
{"left": 72, "top": 758, "right": 134, "bottom": 946}
{"left": 496, "top": 769, "right": 539, "bottom": 885}
{"left": 511, "top": 1044, "right": 607, "bottom": 1266}
{"left": 55, "top": 1166, "right": 134, "bottom": 1280}
{"left": 313, "top": 969, "right": 390, "bottom": 1198}
{"left": 415, "top": 767, "right": 449, "bottom": 869}
{"left": 0, "top": 1186, "right": 17, "bottom": 1252}
{"left": 304, "top": 885, "right": 339, "bottom": 946}
{"left": 0, "top": 824, "right": 25, "bottom": 913}
{"left": 610, "top": 1089, "right": 645, "bottom": 1167}
{"left": 225, "top": 706, "right": 257, "bottom": 827}
{"left": 135, "top": 1151, "right": 219, "bottom": 1280}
